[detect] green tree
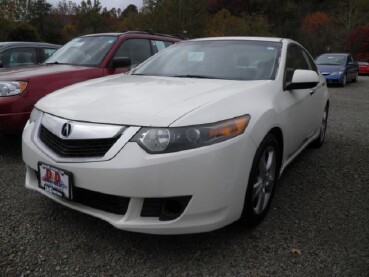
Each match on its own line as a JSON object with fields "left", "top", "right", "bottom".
{"left": 121, "top": 4, "right": 138, "bottom": 17}
{"left": 74, "top": 0, "right": 104, "bottom": 34}
{"left": 142, "top": 0, "right": 207, "bottom": 37}
{"left": 8, "top": 23, "right": 40, "bottom": 41}
{"left": 27, "top": 0, "right": 52, "bottom": 35}
{"left": 207, "top": 8, "right": 246, "bottom": 36}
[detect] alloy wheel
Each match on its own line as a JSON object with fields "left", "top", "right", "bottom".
{"left": 252, "top": 146, "right": 277, "bottom": 215}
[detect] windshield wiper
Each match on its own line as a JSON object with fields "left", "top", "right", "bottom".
{"left": 45, "top": 61, "right": 69, "bottom": 65}
{"left": 173, "top": 74, "right": 221, "bottom": 79}
{"left": 318, "top": 63, "right": 340, "bottom": 66}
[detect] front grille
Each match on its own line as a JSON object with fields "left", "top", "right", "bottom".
{"left": 73, "top": 187, "right": 130, "bottom": 215}
{"left": 40, "top": 125, "right": 120, "bottom": 158}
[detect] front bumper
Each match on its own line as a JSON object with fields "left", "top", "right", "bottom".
{"left": 22, "top": 119, "right": 257, "bottom": 234}
{"left": 321, "top": 73, "right": 344, "bottom": 84}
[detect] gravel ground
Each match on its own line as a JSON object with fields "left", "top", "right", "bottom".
{"left": 1, "top": 77, "right": 369, "bottom": 276}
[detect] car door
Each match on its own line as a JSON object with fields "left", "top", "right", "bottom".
{"left": 346, "top": 55, "right": 357, "bottom": 80}
{"left": 280, "top": 44, "right": 320, "bottom": 158}
{"left": 300, "top": 48, "right": 327, "bottom": 134}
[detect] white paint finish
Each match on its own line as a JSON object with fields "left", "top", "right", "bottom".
{"left": 23, "top": 37, "right": 329, "bottom": 234}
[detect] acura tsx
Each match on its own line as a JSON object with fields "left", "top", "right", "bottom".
{"left": 22, "top": 37, "right": 329, "bottom": 234}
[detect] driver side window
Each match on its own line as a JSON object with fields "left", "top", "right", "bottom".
{"left": 284, "top": 44, "right": 311, "bottom": 89}
{"left": 114, "top": 39, "right": 151, "bottom": 67}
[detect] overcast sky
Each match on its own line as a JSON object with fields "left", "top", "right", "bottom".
{"left": 47, "top": 0, "right": 143, "bottom": 10}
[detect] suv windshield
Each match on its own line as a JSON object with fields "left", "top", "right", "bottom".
{"left": 316, "top": 54, "right": 347, "bottom": 66}
{"left": 45, "top": 36, "right": 117, "bottom": 67}
{"left": 132, "top": 40, "right": 281, "bottom": 80}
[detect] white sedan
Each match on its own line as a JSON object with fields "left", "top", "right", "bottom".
{"left": 22, "top": 37, "right": 329, "bottom": 234}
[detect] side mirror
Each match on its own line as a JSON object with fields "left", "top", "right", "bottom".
{"left": 285, "top": 69, "right": 319, "bottom": 90}
{"left": 111, "top": 57, "right": 131, "bottom": 69}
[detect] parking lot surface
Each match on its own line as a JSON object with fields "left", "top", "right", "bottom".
{"left": 1, "top": 77, "right": 368, "bottom": 276}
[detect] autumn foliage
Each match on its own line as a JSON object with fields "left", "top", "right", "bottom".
{"left": 300, "top": 11, "right": 333, "bottom": 57}
{"left": 346, "top": 25, "right": 369, "bottom": 61}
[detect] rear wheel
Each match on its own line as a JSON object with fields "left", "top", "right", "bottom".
{"left": 352, "top": 73, "right": 358, "bottom": 83}
{"left": 239, "top": 133, "right": 279, "bottom": 227}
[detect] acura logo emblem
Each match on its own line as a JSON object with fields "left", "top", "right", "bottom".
{"left": 61, "top": 123, "right": 72, "bottom": 138}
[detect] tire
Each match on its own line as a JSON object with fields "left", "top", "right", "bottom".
{"left": 340, "top": 74, "right": 347, "bottom": 87}
{"left": 311, "top": 104, "right": 329, "bottom": 148}
{"left": 352, "top": 73, "right": 358, "bottom": 83}
{"left": 239, "top": 133, "right": 280, "bottom": 227}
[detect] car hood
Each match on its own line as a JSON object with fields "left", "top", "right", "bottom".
{"left": 37, "top": 74, "right": 272, "bottom": 127}
{"left": 317, "top": 64, "right": 345, "bottom": 73}
{"left": 0, "top": 64, "right": 95, "bottom": 80}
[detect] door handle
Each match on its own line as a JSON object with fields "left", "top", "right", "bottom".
{"left": 310, "top": 88, "right": 316, "bottom": 95}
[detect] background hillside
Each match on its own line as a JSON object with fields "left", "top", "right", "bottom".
{"left": 1, "top": 0, "right": 368, "bottom": 59}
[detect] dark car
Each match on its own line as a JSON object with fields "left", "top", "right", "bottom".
{"left": 0, "top": 42, "right": 60, "bottom": 69}
{"left": 0, "top": 31, "right": 181, "bottom": 134}
{"left": 315, "top": 53, "right": 358, "bottom": 86}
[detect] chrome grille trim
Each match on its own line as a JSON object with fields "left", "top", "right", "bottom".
{"left": 41, "top": 113, "right": 124, "bottom": 139}
{"left": 32, "top": 112, "right": 140, "bottom": 163}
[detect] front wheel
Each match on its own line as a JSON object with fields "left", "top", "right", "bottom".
{"left": 311, "top": 104, "right": 329, "bottom": 148}
{"left": 340, "top": 74, "right": 347, "bottom": 87}
{"left": 239, "top": 133, "right": 280, "bottom": 227}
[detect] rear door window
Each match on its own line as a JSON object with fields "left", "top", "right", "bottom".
{"left": 1, "top": 47, "right": 37, "bottom": 68}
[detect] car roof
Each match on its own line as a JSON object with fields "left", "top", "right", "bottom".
{"left": 81, "top": 30, "right": 183, "bottom": 40}
{"left": 191, "top": 36, "right": 285, "bottom": 43}
{"left": 318, "top": 53, "right": 350, "bottom": 56}
{"left": 0, "top": 42, "right": 60, "bottom": 48}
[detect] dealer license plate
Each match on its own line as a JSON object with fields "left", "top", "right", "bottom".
{"left": 38, "top": 163, "right": 72, "bottom": 199}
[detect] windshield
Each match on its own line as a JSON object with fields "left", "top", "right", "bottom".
{"left": 45, "top": 36, "right": 117, "bottom": 67}
{"left": 132, "top": 40, "right": 281, "bottom": 80}
{"left": 316, "top": 54, "right": 347, "bottom": 66}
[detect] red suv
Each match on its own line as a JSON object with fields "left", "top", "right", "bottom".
{"left": 0, "top": 31, "right": 181, "bottom": 134}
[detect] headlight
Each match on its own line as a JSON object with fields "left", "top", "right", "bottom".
{"left": 132, "top": 115, "right": 250, "bottom": 154}
{"left": 0, "top": 81, "right": 28, "bottom": 96}
{"left": 331, "top": 71, "right": 343, "bottom": 75}
{"left": 29, "top": 108, "right": 41, "bottom": 123}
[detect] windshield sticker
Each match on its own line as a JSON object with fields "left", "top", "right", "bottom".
{"left": 267, "top": 47, "right": 275, "bottom": 50}
{"left": 188, "top": 52, "right": 205, "bottom": 62}
{"left": 72, "top": 42, "right": 85, "bottom": 47}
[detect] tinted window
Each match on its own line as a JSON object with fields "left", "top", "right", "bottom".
{"left": 301, "top": 49, "right": 318, "bottom": 72}
{"left": 0, "top": 47, "right": 37, "bottom": 68}
{"left": 284, "top": 44, "right": 311, "bottom": 87}
{"left": 151, "top": 40, "right": 173, "bottom": 54}
{"left": 114, "top": 39, "right": 151, "bottom": 66}
{"left": 41, "top": 48, "right": 58, "bottom": 62}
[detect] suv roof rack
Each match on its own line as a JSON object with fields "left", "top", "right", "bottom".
{"left": 121, "top": 30, "right": 185, "bottom": 40}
